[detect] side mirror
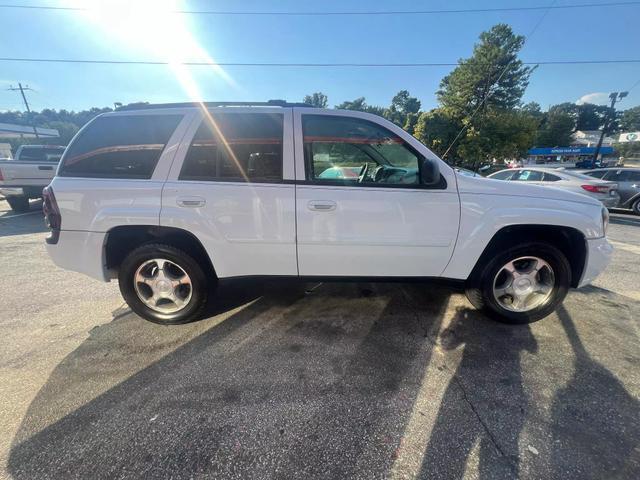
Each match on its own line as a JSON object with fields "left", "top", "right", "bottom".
{"left": 421, "top": 158, "right": 440, "bottom": 186}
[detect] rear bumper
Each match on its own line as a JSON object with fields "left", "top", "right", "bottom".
{"left": 45, "top": 230, "right": 110, "bottom": 282}
{"left": 0, "top": 186, "right": 44, "bottom": 197}
{"left": 0, "top": 187, "right": 24, "bottom": 197}
{"left": 578, "top": 236, "right": 613, "bottom": 287}
{"left": 600, "top": 196, "right": 620, "bottom": 208}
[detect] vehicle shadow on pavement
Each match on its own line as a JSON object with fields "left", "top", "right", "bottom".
{"left": 417, "top": 308, "right": 537, "bottom": 479}
{"left": 8, "top": 282, "right": 452, "bottom": 479}
{"left": 0, "top": 200, "right": 48, "bottom": 238}
{"left": 548, "top": 306, "right": 640, "bottom": 479}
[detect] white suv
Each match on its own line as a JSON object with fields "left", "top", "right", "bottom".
{"left": 43, "top": 101, "right": 612, "bottom": 325}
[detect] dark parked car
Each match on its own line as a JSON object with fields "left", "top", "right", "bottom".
{"left": 583, "top": 168, "right": 640, "bottom": 214}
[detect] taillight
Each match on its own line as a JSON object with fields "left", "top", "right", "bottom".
{"left": 581, "top": 184, "right": 609, "bottom": 194}
{"left": 42, "top": 186, "right": 61, "bottom": 244}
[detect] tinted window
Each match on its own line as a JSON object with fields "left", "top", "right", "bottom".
{"left": 18, "top": 146, "right": 65, "bottom": 163}
{"left": 585, "top": 170, "right": 607, "bottom": 179}
{"left": 59, "top": 114, "right": 182, "bottom": 179}
{"left": 302, "top": 115, "right": 422, "bottom": 186}
{"left": 180, "top": 113, "right": 283, "bottom": 182}
{"left": 513, "top": 170, "right": 543, "bottom": 181}
{"left": 490, "top": 170, "right": 515, "bottom": 180}
{"left": 618, "top": 170, "right": 640, "bottom": 182}
{"left": 543, "top": 172, "right": 561, "bottom": 182}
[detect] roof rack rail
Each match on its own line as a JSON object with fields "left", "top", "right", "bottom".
{"left": 116, "top": 100, "right": 312, "bottom": 111}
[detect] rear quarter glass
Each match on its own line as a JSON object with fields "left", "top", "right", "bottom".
{"left": 59, "top": 114, "right": 182, "bottom": 179}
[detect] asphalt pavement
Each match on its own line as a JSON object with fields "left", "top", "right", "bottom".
{"left": 0, "top": 198, "right": 638, "bottom": 479}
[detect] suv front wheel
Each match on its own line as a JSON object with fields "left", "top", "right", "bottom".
{"left": 118, "top": 243, "right": 209, "bottom": 324}
{"left": 465, "top": 242, "right": 571, "bottom": 324}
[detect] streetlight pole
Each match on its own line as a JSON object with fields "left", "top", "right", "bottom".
{"left": 592, "top": 91, "right": 628, "bottom": 166}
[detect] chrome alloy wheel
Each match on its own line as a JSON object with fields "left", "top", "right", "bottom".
{"left": 133, "top": 258, "right": 192, "bottom": 314}
{"left": 492, "top": 256, "right": 555, "bottom": 312}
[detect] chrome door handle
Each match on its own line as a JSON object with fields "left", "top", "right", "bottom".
{"left": 38, "top": 165, "right": 54, "bottom": 171}
{"left": 308, "top": 200, "right": 336, "bottom": 211}
{"left": 177, "top": 196, "right": 206, "bottom": 207}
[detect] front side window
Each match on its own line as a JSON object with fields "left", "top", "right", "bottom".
{"left": 302, "top": 115, "right": 422, "bottom": 187}
{"left": 618, "top": 170, "right": 640, "bottom": 182}
{"left": 59, "top": 114, "right": 182, "bottom": 178}
{"left": 180, "top": 113, "right": 283, "bottom": 182}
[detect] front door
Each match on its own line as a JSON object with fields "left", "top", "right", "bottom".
{"left": 293, "top": 110, "right": 460, "bottom": 277}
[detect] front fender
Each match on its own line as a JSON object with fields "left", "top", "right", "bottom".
{"left": 441, "top": 193, "right": 603, "bottom": 280}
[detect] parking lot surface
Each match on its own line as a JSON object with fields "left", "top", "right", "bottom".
{"left": 0, "top": 199, "right": 638, "bottom": 480}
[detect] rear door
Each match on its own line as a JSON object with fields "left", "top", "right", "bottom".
{"left": 293, "top": 109, "right": 459, "bottom": 277}
{"left": 162, "top": 108, "right": 297, "bottom": 278}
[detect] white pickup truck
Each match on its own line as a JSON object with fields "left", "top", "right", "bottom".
{"left": 0, "top": 145, "right": 66, "bottom": 212}
{"left": 43, "top": 102, "right": 612, "bottom": 325}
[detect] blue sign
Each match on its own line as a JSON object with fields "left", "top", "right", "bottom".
{"left": 528, "top": 146, "right": 614, "bottom": 156}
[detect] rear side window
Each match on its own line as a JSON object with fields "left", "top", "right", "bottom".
{"left": 490, "top": 170, "right": 515, "bottom": 180}
{"left": 542, "top": 172, "right": 561, "bottom": 182}
{"left": 586, "top": 170, "right": 607, "bottom": 179}
{"left": 59, "top": 114, "right": 182, "bottom": 179}
{"left": 18, "top": 147, "right": 65, "bottom": 163}
{"left": 179, "top": 113, "right": 283, "bottom": 182}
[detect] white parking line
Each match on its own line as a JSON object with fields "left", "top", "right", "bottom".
{"left": 609, "top": 240, "right": 640, "bottom": 256}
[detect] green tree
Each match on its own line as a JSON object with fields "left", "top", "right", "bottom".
{"left": 535, "top": 111, "right": 575, "bottom": 147}
{"left": 620, "top": 106, "right": 640, "bottom": 131}
{"left": 335, "top": 97, "right": 385, "bottom": 116}
{"left": 385, "top": 90, "right": 421, "bottom": 129}
{"left": 302, "top": 92, "right": 328, "bottom": 108}
{"left": 437, "top": 24, "right": 535, "bottom": 118}
{"left": 414, "top": 109, "right": 463, "bottom": 158}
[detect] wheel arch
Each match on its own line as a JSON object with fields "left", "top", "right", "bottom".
{"left": 468, "top": 224, "right": 587, "bottom": 288}
{"left": 104, "top": 225, "right": 216, "bottom": 279}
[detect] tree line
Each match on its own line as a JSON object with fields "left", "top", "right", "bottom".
{"left": 1, "top": 24, "right": 639, "bottom": 162}
{"left": 304, "top": 24, "right": 640, "bottom": 164}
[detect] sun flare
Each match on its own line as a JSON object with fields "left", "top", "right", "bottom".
{"left": 74, "top": 0, "right": 239, "bottom": 100}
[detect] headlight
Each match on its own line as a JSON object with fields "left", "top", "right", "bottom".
{"left": 602, "top": 207, "right": 609, "bottom": 236}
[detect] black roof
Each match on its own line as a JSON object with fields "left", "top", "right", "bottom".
{"left": 117, "top": 100, "right": 312, "bottom": 111}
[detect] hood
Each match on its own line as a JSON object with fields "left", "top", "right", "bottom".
{"left": 455, "top": 172, "right": 602, "bottom": 207}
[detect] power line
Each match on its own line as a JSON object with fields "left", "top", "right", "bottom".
{"left": 0, "top": 57, "right": 638, "bottom": 67}
{"left": 0, "top": 1, "right": 638, "bottom": 15}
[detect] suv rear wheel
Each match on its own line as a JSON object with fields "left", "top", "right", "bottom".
{"left": 632, "top": 198, "right": 640, "bottom": 216}
{"left": 465, "top": 242, "right": 571, "bottom": 324}
{"left": 118, "top": 243, "right": 209, "bottom": 324}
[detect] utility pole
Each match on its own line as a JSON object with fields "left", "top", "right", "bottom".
{"left": 7, "top": 82, "right": 39, "bottom": 138}
{"left": 592, "top": 91, "right": 628, "bottom": 166}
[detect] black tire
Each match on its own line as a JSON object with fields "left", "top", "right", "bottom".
{"left": 465, "top": 242, "right": 571, "bottom": 324}
{"left": 6, "top": 195, "right": 30, "bottom": 213}
{"left": 118, "top": 243, "right": 210, "bottom": 325}
{"left": 632, "top": 198, "right": 640, "bottom": 216}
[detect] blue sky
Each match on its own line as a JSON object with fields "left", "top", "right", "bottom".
{"left": 0, "top": 0, "right": 639, "bottom": 112}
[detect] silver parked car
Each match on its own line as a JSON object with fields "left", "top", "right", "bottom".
{"left": 582, "top": 168, "right": 640, "bottom": 215}
{"left": 488, "top": 167, "right": 620, "bottom": 208}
